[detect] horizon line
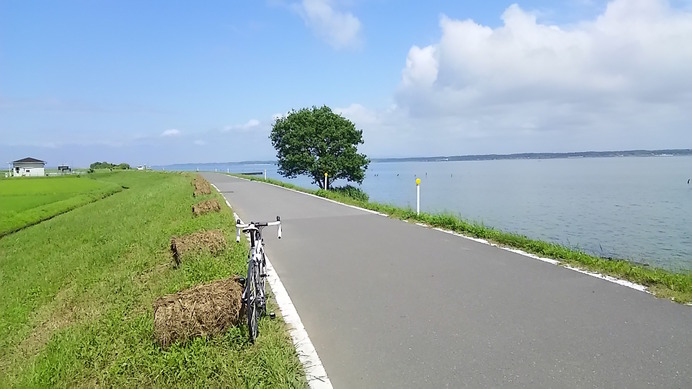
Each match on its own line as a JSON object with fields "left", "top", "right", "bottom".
{"left": 155, "top": 148, "right": 692, "bottom": 166}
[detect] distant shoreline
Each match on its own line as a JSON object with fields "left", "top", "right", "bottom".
{"left": 372, "top": 148, "right": 692, "bottom": 163}
{"left": 159, "top": 148, "right": 692, "bottom": 168}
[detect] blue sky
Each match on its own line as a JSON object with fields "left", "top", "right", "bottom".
{"left": 2, "top": 0, "right": 691, "bottom": 167}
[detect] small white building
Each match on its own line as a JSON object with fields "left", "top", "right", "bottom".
{"left": 12, "top": 157, "right": 46, "bottom": 177}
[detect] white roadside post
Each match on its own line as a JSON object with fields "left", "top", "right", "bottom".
{"left": 264, "top": 169, "right": 267, "bottom": 180}
{"left": 325, "top": 172, "right": 328, "bottom": 190}
{"left": 416, "top": 178, "right": 421, "bottom": 215}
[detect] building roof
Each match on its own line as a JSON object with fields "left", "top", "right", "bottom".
{"left": 13, "top": 157, "right": 45, "bottom": 164}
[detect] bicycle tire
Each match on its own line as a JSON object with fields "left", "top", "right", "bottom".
{"left": 257, "top": 246, "right": 267, "bottom": 315}
{"left": 246, "top": 260, "right": 260, "bottom": 342}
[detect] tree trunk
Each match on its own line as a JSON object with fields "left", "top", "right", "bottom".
{"left": 314, "top": 175, "right": 325, "bottom": 189}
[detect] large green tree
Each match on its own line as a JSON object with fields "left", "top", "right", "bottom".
{"left": 270, "top": 105, "right": 369, "bottom": 189}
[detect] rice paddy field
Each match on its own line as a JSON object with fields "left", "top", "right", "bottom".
{"left": 0, "top": 175, "right": 123, "bottom": 236}
{"left": 0, "top": 171, "right": 305, "bottom": 387}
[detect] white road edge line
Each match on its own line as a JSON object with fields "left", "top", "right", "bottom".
{"left": 210, "top": 182, "right": 333, "bottom": 388}
{"left": 222, "top": 177, "right": 666, "bottom": 300}
{"left": 429, "top": 226, "right": 651, "bottom": 294}
{"left": 231, "top": 176, "right": 388, "bottom": 217}
{"left": 263, "top": 247, "right": 333, "bottom": 389}
{"left": 236, "top": 214, "right": 333, "bottom": 389}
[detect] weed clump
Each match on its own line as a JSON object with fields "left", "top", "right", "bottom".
{"left": 322, "top": 185, "right": 369, "bottom": 202}
{"left": 192, "top": 199, "right": 221, "bottom": 216}
{"left": 170, "top": 229, "right": 226, "bottom": 266}
{"left": 153, "top": 277, "right": 244, "bottom": 349}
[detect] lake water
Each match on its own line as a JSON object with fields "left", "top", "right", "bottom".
{"left": 163, "top": 156, "right": 692, "bottom": 272}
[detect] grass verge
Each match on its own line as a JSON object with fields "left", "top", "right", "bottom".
{"left": 234, "top": 174, "right": 692, "bottom": 304}
{"left": 0, "top": 175, "right": 123, "bottom": 237}
{"left": 0, "top": 171, "right": 305, "bottom": 387}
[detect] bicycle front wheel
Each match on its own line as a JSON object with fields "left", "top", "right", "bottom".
{"left": 258, "top": 247, "right": 267, "bottom": 315}
{"left": 246, "top": 260, "right": 260, "bottom": 343}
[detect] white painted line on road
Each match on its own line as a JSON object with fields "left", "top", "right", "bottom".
{"left": 562, "top": 265, "right": 648, "bottom": 292}
{"left": 427, "top": 226, "right": 652, "bottom": 296}
{"left": 232, "top": 175, "right": 389, "bottom": 217}
{"left": 264, "top": 255, "right": 333, "bottom": 389}
{"left": 209, "top": 183, "right": 240, "bottom": 212}
{"left": 231, "top": 208, "right": 333, "bottom": 389}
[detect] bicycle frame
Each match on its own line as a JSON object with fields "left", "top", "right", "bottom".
{"left": 236, "top": 217, "right": 281, "bottom": 342}
{"left": 247, "top": 229, "right": 266, "bottom": 309}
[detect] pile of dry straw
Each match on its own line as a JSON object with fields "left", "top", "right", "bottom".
{"left": 192, "top": 199, "right": 221, "bottom": 216}
{"left": 170, "top": 229, "right": 226, "bottom": 266}
{"left": 153, "top": 277, "right": 244, "bottom": 349}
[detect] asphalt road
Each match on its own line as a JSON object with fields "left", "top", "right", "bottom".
{"left": 204, "top": 173, "right": 692, "bottom": 388}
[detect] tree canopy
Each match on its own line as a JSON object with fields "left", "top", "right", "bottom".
{"left": 89, "top": 161, "right": 130, "bottom": 170}
{"left": 269, "top": 106, "right": 369, "bottom": 189}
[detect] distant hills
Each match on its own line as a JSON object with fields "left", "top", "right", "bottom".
{"left": 372, "top": 149, "right": 692, "bottom": 163}
{"left": 160, "top": 149, "right": 692, "bottom": 168}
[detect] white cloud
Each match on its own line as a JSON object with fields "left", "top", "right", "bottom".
{"left": 382, "top": 0, "right": 692, "bottom": 155}
{"left": 272, "top": 112, "right": 288, "bottom": 121}
{"left": 5, "top": 139, "right": 125, "bottom": 149}
{"left": 222, "top": 119, "right": 261, "bottom": 133}
{"left": 336, "top": 103, "right": 402, "bottom": 129}
{"left": 335, "top": 103, "right": 417, "bottom": 157}
{"left": 160, "top": 129, "right": 181, "bottom": 137}
{"left": 245, "top": 119, "right": 260, "bottom": 128}
{"left": 401, "top": 46, "right": 438, "bottom": 89}
{"left": 293, "top": 0, "right": 362, "bottom": 49}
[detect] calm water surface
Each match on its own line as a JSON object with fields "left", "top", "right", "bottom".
{"left": 167, "top": 156, "right": 692, "bottom": 271}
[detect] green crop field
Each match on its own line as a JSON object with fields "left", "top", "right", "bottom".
{"left": 0, "top": 175, "right": 123, "bottom": 236}
{"left": 0, "top": 171, "right": 305, "bottom": 387}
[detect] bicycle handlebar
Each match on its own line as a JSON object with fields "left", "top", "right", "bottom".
{"left": 236, "top": 216, "right": 282, "bottom": 242}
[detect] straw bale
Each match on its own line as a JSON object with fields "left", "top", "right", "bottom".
{"left": 192, "top": 199, "right": 221, "bottom": 216}
{"left": 192, "top": 176, "right": 212, "bottom": 197}
{"left": 153, "top": 277, "right": 244, "bottom": 349}
{"left": 170, "top": 229, "right": 226, "bottom": 266}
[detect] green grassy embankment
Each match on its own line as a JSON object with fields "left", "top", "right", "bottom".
{"left": 0, "top": 175, "right": 123, "bottom": 237}
{"left": 0, "top": 171, "right": 305, "bottom": 387}
{"left": 234, "top": 174, "right": 692, "bottom": 304}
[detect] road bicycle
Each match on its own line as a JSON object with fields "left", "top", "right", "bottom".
{"left": 236, "top": 216, "right": 281, "bottom": 343}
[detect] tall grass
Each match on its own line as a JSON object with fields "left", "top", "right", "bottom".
{"left": 0, "top": 171, "right": 305, "bottom": 387}
{"left": 235, "top": 174, "right": 692, "bottom": 303}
